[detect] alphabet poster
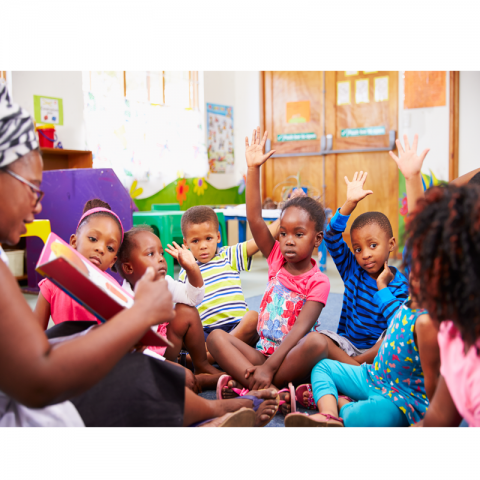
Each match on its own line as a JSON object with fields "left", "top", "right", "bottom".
{"left": 207, "top": 103, "right": 234, "bottom": 174}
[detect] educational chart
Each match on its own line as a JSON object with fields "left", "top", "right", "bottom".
{"left": 207, "top": 103, "right": 234, "bottom": 174}
{"left": 34, "top": 95, "right": 63, "bottom": 125}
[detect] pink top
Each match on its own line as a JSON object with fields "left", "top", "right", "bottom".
{"left": 39, "top": 274, "right": 120, "bottom": 325}
{"left": 438, "top": 321, "right": 480, "bottom": 427}
{"left": 267, "top": 241, "right": 330, "bottom": 305}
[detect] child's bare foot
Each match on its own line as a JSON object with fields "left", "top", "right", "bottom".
{"left": 279, "top": 391, "right": 291, "bottom": 415}
{"left": 285, "top": 412, "right": 344, "bottom": 427}
{"left": 237, "top": 389, "right": 279, "bottom": 427}
{"left": 221, "top": 379, "right": 245, "bottom": 399}
{"left": 194, "top": 361, "right": 222, "bottom": 376}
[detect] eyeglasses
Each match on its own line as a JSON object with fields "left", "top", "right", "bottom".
{"left": 2, "top": 168, "right": 44, "bottom": 207}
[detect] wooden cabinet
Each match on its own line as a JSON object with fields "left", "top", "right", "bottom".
{"left": 40, "top": 148, "right": 92, "bottom": 170}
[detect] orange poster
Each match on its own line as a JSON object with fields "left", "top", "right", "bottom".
{"left": 286, "top": 101, "right": 310, "bottom": 124}
{"left": 404, "top": 71, "right": 446, "bottom": 109}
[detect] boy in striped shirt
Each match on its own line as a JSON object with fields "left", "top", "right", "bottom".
{"left": 321, "top": 171, "right": 408, "bottom": 363}
{"left": 177, "top": 206, "right": 278, "bottom": 359}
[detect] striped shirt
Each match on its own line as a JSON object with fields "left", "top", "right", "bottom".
{"left": 178, "top": 242, "right": 252, "bottom": 328}
{"left": 324, "top": 209, "right": 409, "bottom": 349}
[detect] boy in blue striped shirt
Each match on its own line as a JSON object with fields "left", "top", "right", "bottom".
{"left": 321, "top": 171, "right": 408, "bottom": 363}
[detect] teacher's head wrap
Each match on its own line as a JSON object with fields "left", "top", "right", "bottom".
{"left": 0, "top": 83, "right": 38, "bottom": 168}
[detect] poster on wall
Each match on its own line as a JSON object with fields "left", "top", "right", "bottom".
{"left": 207, "top": 103, "right": 234, "bottom": 174}
{"left": 34, "top": 95, "right": 64, "bottom": 125}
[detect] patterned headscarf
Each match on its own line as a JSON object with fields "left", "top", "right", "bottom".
{"left": 0, "top": 83, "right": 38, "bottom": 168}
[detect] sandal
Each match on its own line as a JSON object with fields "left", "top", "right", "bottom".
{"left": 215, "top": 375, "right": 249, "bottom": 399}
{"left": 240, "top": 391, "right": 280, "bottom": 427}
{"left": 277, "top": 382, "right": 296, "bottom": 414}
{"left": 295, "top": 384, "right": 317, "bottom": 410}
{"left": 191, "top": 407, "right": 256, "bottom": 427}
{"left": 285, "top": 412, "right": 344, "bottom": 428}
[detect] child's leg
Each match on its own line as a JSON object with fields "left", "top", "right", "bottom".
{"left": 165, "top": 304, "right": 221, "bottom": 375}
{"left": 230, "top": 310, "right": 259, "bottom": 346}
{"left": 340, "top": 393, "right": 409, "bottom": 427}
{"left": 206, "top": 329, "right": 267, "bottom": 389}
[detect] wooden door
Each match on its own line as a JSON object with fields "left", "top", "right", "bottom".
{"left": 262, "top": 71, "right": 399, "bottom": 255}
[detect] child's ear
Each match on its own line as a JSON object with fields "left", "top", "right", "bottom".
{"left": 122, "top": 262, "right": 134, "bottom": 276}
{"left": 183, "top": 238, "right": 188, "bottom": 247}
{"left": 314, "top": 231, "right": 324, "bottom": 248}
{"left": 216, "top": 231, "right": 221, "bottom": 243}
{"left": 70, "top": 234, "right": 77, "bottom": 249}
{"left": 389, "top": 236, "right": 396, "bottom": 252}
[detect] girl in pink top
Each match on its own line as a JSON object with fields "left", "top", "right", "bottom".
{"left": 207, "top": 128, "right": 330, "bottom": 418}
{"left": 35, "top": 199, "right": 124, "bottom": 329}
{"left": 406, "top": 184, "right": 480, "bottom": 427}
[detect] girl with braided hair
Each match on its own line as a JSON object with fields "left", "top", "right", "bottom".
{"left": 406, "top": 184, "right": 480, "bottom": 427}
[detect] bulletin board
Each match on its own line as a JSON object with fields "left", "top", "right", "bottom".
{"left": 404, "top": 71, "right": 446, "bottom": 109}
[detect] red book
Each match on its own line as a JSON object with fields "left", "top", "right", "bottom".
{"left": 36, "top": 233, "right": 172, "bottom": 348}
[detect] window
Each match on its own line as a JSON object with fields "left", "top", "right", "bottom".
{"left": 84, "top": 71, "right": 199, "bottom": 109}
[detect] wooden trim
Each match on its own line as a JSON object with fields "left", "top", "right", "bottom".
{"left": 259, "top": 71, "right": 266, "bottom": 200}
{"left": 449, "top": 71, "right": 460, "bottom": 181}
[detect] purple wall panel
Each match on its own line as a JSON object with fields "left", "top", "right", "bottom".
{"left": 26, "top": 168, "right": 137, "bottom": 291}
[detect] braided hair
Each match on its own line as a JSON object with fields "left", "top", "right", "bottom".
{"left": 405, "top": 184, "right": 480, "bottom": 350}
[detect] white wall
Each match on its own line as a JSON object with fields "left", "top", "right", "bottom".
{"left": 459, "top": 71, "right": 480, "bottom": 176}
{"left": 204, "top": 71, "right": 260, "bottom": 190}
{"left": 398, "top": 72, "right": 450, "bottom": 182}
{"left": 11, "top": 71, "right": 86, "bottom": 150}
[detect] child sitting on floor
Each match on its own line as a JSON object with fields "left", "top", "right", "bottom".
{"left": 176, "top": 204, "right": 280, "bottom": 363}
{"left": 287, "top": 135, "right": 441, "bottom": 427}
{"left": 114, "top": 225, "right": 223, "bottom": 383}
{"left": 206, "top": 127, "right": 330, "bottom": 412}
{"left": 35, "top": 199, "right": 124, "bottom": 329}
{"left": 318, "top": 171, "right": 409, "bottom": 363}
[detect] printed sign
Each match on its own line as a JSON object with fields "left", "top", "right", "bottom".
{"left": 374, "top": 76, "right": 389, "bottom": 102}
{"left": 277, "top": 132, "right": 317, "bottom": 142}
{"left": 340, "top": 126, "right": 386, "bottom": 137}
{"left": 286, "top": 101, "right": 310, "bottom": 124}
{"left": 355, "top": 79, "right": 369, "bottom": 104}
{"left": 337, "top": 81, "right": 351, "bottom": 106}
{"left": 34, "top": 95, "right": 63, "bottom": 125}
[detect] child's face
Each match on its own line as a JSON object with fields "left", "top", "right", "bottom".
{"left": 121, "top": 231, "right": 167, "bottom": 286}
{"left": 183, "top": 221, "right": 220, "bottom": 264}
{"left": 279, "top": 206, "right": 323, "bottom": 263}
{"left": 351, "top": 223, "right": 395, "bottom": 279}
{"left": 70, "top": 216, "right": 120, "bottom": 272}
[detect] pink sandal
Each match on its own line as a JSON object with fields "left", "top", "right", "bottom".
{"left": 215, "top": 375, "right": 249, "bottom": 400}
{"left": 285, "top": 411, "right": 344, "bottom": 427}
{"left": 277, "top": 382, "right": 296, "bottom": 414}
{"left": 295, "top": 384, "right": 317, "bottom": 410}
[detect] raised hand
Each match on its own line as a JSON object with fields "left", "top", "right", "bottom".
{"left": 389, "top": 134, "right": 430, "bottom": 180}
{"left": 165, "top": 242, "right": 197, "bottom": 271}
{"left": 245, "top": 126, "right": 275, "bottom": 168}
{"left": 376, "top": 262, "right": 394, "bottom": 290}
{"left": 345, "top": 171, "right": 373, "bottom": 204}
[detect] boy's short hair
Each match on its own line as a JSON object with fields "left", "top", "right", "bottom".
{"left": 351, "top": 212, "right": 393, "bottom": 238}
{"left": 112, "top": 225, "right": 154, "bottom": 275}
{"left": 181, "top": 206, "right": 219, "bottom": 237}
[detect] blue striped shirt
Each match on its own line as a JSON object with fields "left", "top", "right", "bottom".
{"left": 324, "top": 209, "right": 409, "bottom": 349}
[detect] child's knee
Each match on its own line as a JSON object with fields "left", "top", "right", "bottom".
{"left": 174, "top": 303, "right": 201, "bottom": 323}
{"left": 184, "top": 368, "right": 196, "bottom": 391}
{"left": 304, "top": 332, "right": 329, "bottom": 356}
{"left": 205, "top": 328, "right": 228, "bottom": 351}
{"left": 243, "top": 310, "right": 258, "bottom": 330}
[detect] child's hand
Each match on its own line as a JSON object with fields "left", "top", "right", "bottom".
{"left": 389, "top": 134, "right": 430, "bottom": 180}
{"left": 245, "top": 126, "right": 275, "bottom": 168}
{"left": 376, "top": 262, "right": 394, "bottom": 290}
{"left": 245, "top": 364, "right": 274, "bottom": 390}
{"left": 345, "top": 171, "right": 373, "bottom": 205}
{"left": 165, "top": 242, "right": 197, "bottom": 270}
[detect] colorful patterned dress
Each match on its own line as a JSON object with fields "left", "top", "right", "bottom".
{"left": 365, "top": 300, "right": 429, "bottom": 425}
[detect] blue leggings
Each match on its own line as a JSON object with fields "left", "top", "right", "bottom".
{"left": 311, "top": 359, "right": 409, "bottom": 427}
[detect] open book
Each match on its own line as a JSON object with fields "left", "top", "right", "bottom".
{"left": 36, "top": 233, "right": 172, "bottom": 348}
